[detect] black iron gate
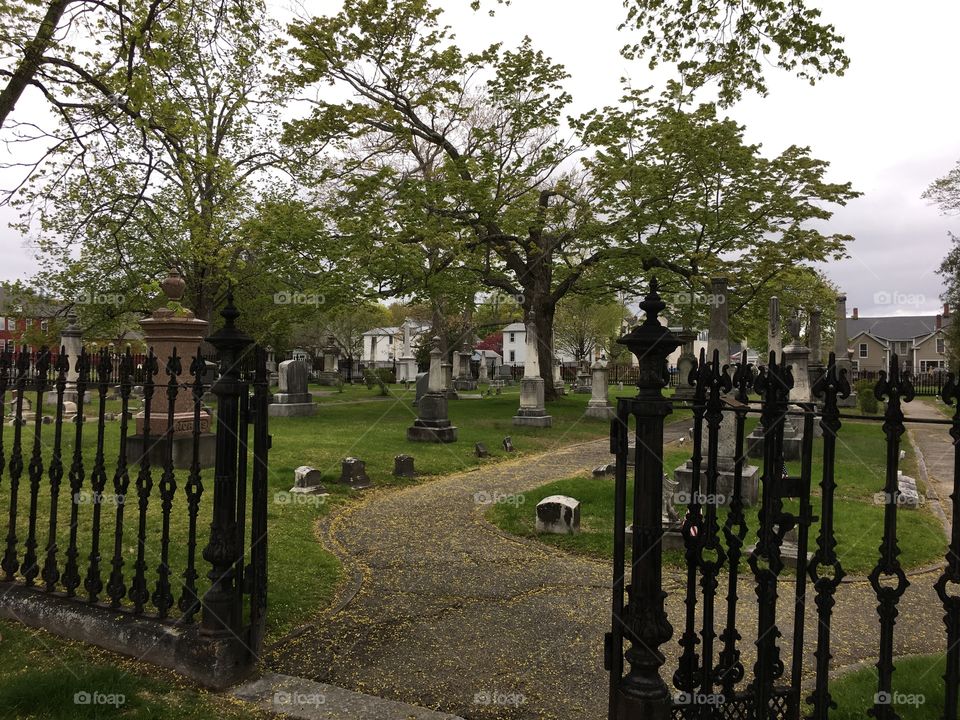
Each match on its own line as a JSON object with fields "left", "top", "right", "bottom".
{"left": 607, "top": 280, "right": 960, "bottom": 719}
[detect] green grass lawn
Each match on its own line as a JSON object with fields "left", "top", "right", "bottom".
{"left": 0, "top": 619, "right": 268, "bottom": 719}
{"left": 827, "top": 654, "right": 946, "bottom": 719}
{"left": 488, "top": 420, "right": 948, "bottom": 574}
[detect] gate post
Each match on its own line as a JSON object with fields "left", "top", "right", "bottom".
{"left": 202, "top": 292, "right": 253, "bottom": 638}
{"left": 609, "top": 279, "right": 681, "bottom": 720}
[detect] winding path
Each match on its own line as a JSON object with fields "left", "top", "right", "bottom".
{"left": 265, "top": 424, "right": 948, "bottom": 720}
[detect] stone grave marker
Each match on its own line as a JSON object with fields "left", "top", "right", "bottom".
{"left": 393, "top": 454, "right": 416, "bottom": 478}
{"left": 535, "top": 495, "right": 580, "bottom": 535}
{"left": 339, "top": 457, "right": 373, "bottom": 489}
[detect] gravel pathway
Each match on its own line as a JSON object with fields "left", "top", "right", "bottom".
{"left": 266, "top": 422, "right": 949, "bottom": 719}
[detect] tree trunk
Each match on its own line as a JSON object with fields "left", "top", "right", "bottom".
{"left": 0, "top": 0, "right": 72, "bottom": 130}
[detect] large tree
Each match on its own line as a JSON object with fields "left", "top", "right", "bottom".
{"left": 285, "top": 0, "right": 857, "bottom": 395}
{"left": 5, "top": 0, "right": 330, "bottom": 337}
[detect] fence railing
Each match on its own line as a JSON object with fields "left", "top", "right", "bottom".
{"left": 0, "top": 298, "right": 269, "bottom": 686}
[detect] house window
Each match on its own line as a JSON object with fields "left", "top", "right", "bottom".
{"left": 937, "top": 338, "right": 946, "bottom": 354}
{"left": 509, "top": 332, "right": 515, "bottom": 343}
{"left": 859, "top": 343, "right": 868, "bottom": 358}
{"left": 509, "top": 350, "right": 516, "bottom": 362}
{"left": 851, "top": 360, "right": 859, "bottom": 371}
{"left": 40, "top": 320, "right": 49, "bottom": 333}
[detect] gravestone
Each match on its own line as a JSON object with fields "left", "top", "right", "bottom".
{"left": 897, "top": 471, "right": 921, "bottom": 509}
{"left": 47, "top": 313, "right": 85, "bottom": 405}
{"left": 674, "top": 277, "right": 759, "bottom": 506}
{"left": 339, "top": 457, "right": 373, "bottom": 489}
{"left": 767, "top": 296, "right": 782, "bottom": 359}
{"left": 317, "top": 336, "right": 341, "bottom": 386}
{"left": 513, "top": 312, "right": 552, "bottom": 427}
{"left": 624, "top": 474, "right": 684, "bottom": 551}
{"left": 454, "top": 342, "right": 478, "bottom": 391}
{"left": 407, "top": 338, "right": 458, "bottom": 442}
{"left": 535, "top": 495, "right": 580, "bottom": 535}
{"left": 502, "top": 436, "right": 514, "bottom": 452}
{"left": 835, "top": 293, "right": 857, "bottom": 407}
{"left": 269, "top": 359, "right": 317, "bottom": 417}
{"left": 593, "top": 464, "right": 615, "bottom": 477}
{"left": 478, "top": 355, "right": 490, "bottom": 383}
{"left": 672, "top": 329, "right": 698, "bottom": 402}
{"left": 393, "top": 454, "right": 416, "bottom": 478}
{"left": 474, "top": 442, "right": 489, "bottom": 458}
{"left": 442, "top": 358, "right": 458, "bottom": 400}
{"left": 574, "top": 361, "right": 592, "bottom": 393}
{"left": 585, "top": 360, "right": 615, "bottom": 419}
{"left": 414, "top": 371, "right": 428, "bottom": 407}
{"left": 396, "top": 321, "right": 419, "bottom": 383}
{"left": 291, "top": 466, "right": 327, "bottom": 495}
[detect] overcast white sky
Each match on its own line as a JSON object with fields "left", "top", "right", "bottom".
{"left": 1, "top": 0, "right": 958, "bottom": 318}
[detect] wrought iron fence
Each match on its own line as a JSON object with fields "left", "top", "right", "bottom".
{"left": 0, "top": 298, "right": 269, "bottom": 661}
{"left": 607, "top": 281, "right": 960, "bottom": 720}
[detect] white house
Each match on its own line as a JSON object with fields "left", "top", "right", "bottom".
{"left": 361, "top": 322, "right": 431, "bottom": 368}
{"left": 501, "top": 322, "right": 579, "bottom": 366}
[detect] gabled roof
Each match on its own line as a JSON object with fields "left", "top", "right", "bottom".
{"left": 502, "top": 322, "right": 525, "bottom": 333}
{"left": 847, "top": 315, "right": 948, "bottom": 342}
{"left": 362, "top": 326, "right": 400, "bottom": 336}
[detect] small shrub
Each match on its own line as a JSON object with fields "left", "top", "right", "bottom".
{"left": 855, "top": 379, "right": 878, "bottom": 414}
{"left": 376, "top": 368, "right": 397, "bottom": 385}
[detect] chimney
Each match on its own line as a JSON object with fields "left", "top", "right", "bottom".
{"left": 936, "top": 314, "right": 943, "bottom": 330}
{"left": 945, "top": 303, "right": 951, "bottom": 318}
{"left": 852, "top": 307, "right": 859, "bottom": 320}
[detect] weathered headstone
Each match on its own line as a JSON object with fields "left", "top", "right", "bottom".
{"left": 502, "top": 436, "right": 514, "bottom": 452}
{"left": 393, "top": 454, "right": 416, "bottom": 478}
{"left": 535, "top": 495, "right": 580, "bottom": 535}
{"left": 339, "top": 457, "right": 372, "bottom": 489}
{"left": 407, "top": 338, "right": 458, "bottom": 442}
{"left": 585, "top": 360, "right": 615, "bottom": 419}
{"left": 674, "top": 277, "right": 760, "bottom": 506}
{"left": 396, "top": 321, "right": 417, "bottom": 383}
{"left": 269, "top": 359, "right": 317, "bottom": 417}
{"left": 317, "top": 336, "right": 341, "bottom": 386}
{"left": 454, "top": 342, "right": 477, "bottom": 391}
{"left": 835, "top": 293, "right": 857, "bottom": 407}
{"left": 513, "top": 312, "right": 552, "bottom": 427}
{"left": 593, "top": 463, "right": 615, "bottom": 477}
{"left": 767, "top": 296, "right": 782, "bottom": 360}
{"left": 574, "top": 361, "right": 592, "bottom": 393}
{"left": 474, "top": 442, "right": 489, "bottom": 458}
{"left": 291, "top": 466, "right": 327, "bottom": 495}
{"left": 672, "top": 329, "right": 698, "bottom": 402}
{"left": 414, "top": 371, "right": 428, "bottom": 407}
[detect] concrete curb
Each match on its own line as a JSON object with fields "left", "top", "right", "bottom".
{"left": 232, "top": 672, "right": 465, "bottom": 720}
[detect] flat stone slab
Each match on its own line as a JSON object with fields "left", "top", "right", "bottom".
{"left": 233, "top": 672, "right": 465, "bottom": 720}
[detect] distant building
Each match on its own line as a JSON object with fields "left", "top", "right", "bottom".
{"left": 0, "top": 287, "right": 60, "bottom": 352}
{"left": 846, "top": 305, "right": 950, "bottom": 374}
{"left": 501, "top": 322, "right": 579, "bottom": 366}
{"left": 361, "top": 322, "right": 431, "bottom": 368}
